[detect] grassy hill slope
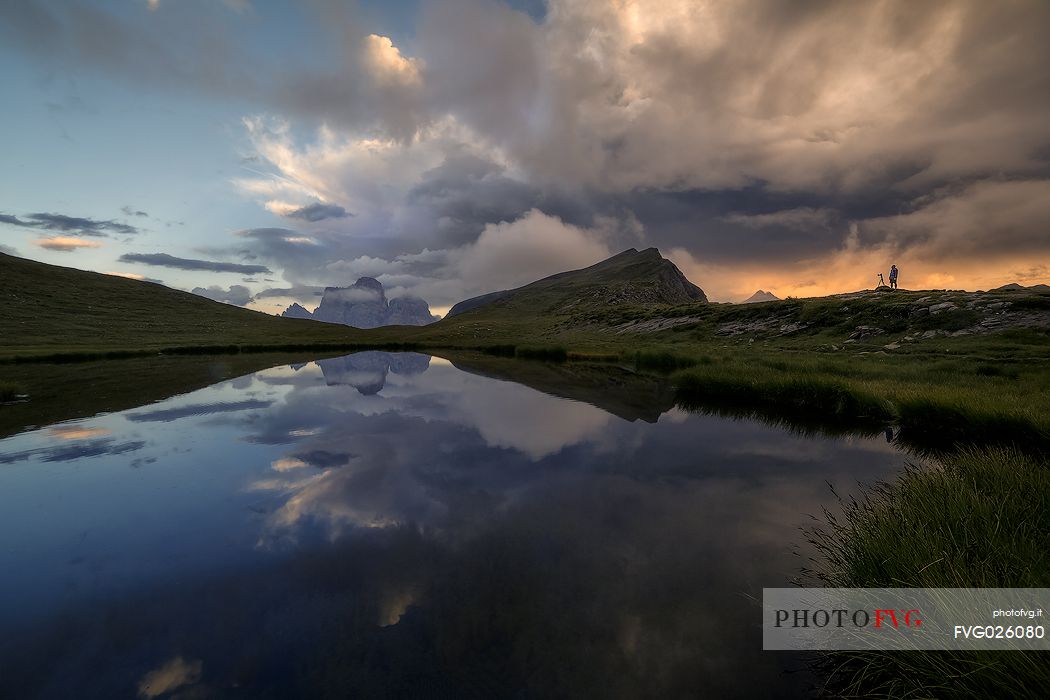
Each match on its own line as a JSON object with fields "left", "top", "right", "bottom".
{"left": 0, "top": 252, "right": 371, "bottom": 359}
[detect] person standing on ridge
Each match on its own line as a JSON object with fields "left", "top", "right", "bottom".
{"left": 889, "top": 264, "right": 899, "bottom": 289}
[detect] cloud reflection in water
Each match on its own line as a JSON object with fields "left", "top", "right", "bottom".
{"left": 0, "top": 352, "right": 905, "bottom": 698}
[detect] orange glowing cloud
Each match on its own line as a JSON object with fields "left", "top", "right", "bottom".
{"left": 34, "top": 237, "right": 102, "bottom": 252}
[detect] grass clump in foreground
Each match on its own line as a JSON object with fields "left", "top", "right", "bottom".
{"left": 668, "top": 347, "right": 1050, "bottom": 454}
{"left": 633, "top": 349, "right": 710, "bottom": 373}
{"left": 806, "top": 448, "right": 1050, "bottom": 699}
{"left": 0, "top": 382, "right": 24, "bottom": 402}
{"left": 514, "top": 346, "right": 569, "bottom": 362}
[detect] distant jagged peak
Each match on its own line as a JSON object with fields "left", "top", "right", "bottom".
{"left": 742, "top": 289, "right": 780, "bottom": 304}
{"left": 281, "top": 302, "right": 314, "bottom": 320}
{"left": 989, "top": 282, "right": 1050, "bottom": 293}
{"left": 281, "top": 276, "right": 436, "bottom": 328}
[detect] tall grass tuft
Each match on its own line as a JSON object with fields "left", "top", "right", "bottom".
{"left": 633, "top": 350, "right": 709, "bottom": 372}
{"left": 482, "top": 344, "right": 517, "bottom": 357}
{"left": 806, "top": 448, "right": 1050, "bottom": 698}
{"left": 674, "top": 369, "right": 894, "bottom": 426}
{"left": 895, "top": 398, "right": 1050, "bottom": 456}
{"left": 0, "top": 381, "right": 23, "bottom": 402}
{"left": 515, "top": 346, "right": 569, "bottom": 362}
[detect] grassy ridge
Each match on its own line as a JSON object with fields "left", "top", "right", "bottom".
{"left": 806, "top": 448, "right": 1050, "bottom": 699}
{"left": 0, "top": 252, "right": 388, "bottom": 358}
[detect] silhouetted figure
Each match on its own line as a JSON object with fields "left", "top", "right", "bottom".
{"left": 889, "top": 264, "right": 899, "bottom": 289}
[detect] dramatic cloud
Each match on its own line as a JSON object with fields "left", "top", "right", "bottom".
{"left": 0, "top": 244, "right": 18, "bottom": 256}
{"left": 4, "top": 0, "right": 1049, "bottom": 299}
{"left": 363, "top": 34, "right": 422, "bottom": 88}
{"left": 34, "top": 236, "right": 102, "bottom": 252}
{"left": 191, "top": 284, "right": 254, "bottom": 306}
{"left": 119, "top": 253, "right": 271, "bottom": 274}
{"left": 238, "top": 0, "right": 1050, "bottom": 299}
{"left": 1, "top": 212, "right": 138, "bottom": 236}
{"left": 450, "top": 208, "right": 614, "bottom": 296}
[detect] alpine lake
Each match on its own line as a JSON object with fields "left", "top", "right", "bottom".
{"left": 0, "top": 351, "right": 909, "bottom": 699}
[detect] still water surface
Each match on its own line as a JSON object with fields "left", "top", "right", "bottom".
{"left": 0, "top": 352, "right": 905, "bottom": 698}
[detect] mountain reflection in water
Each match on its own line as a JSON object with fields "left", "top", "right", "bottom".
{"left": 0, "top": 352, "right": 906, "bottom": 699}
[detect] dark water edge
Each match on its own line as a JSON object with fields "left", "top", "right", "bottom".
{"left": 0, "top": 352, "right": 909, "bottom": 698}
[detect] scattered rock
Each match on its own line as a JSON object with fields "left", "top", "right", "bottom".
{"left": 929, "top": 302, "right": 957, "bottom": 314}
{"left": 884, "top": 342, "right": 901, "bottom": 350}
{"left": 849, "top": 326, "right": 885, "bottom": 340}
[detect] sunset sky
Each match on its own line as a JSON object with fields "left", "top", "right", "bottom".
{"left": 2, "top": 0, "right": 1049, "bottom": 314}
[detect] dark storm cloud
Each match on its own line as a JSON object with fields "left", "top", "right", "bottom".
{"left": 255, "top": 286, "right": 325, "bottom": 300}
{"left": 191, "top": 284, "right": 254, "bottom": 306}
{"left": 119, "top": 253, "right": 271, "bottom": 274}
{"left": 0, "top": 212, "right": 139, "bottom": 236}
{"left": 406, "top": 153, "right": 542, "bottom": 245}
{"left": 284, "top": 203, "right": 351, "bottom": 222}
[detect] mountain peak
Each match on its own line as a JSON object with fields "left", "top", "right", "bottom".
{"left": 352, "top": 276, "right": 384, "bottom": 293}
{"left": 742, "top": 289, "right": 780, "bottom": 304}
{"left": 446, "top": 247, "right": 706, "bottom": 317}
{"left": 282, "top": 278, "right": 436, "bottom": 327}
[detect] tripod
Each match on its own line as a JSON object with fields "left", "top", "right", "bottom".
{"left": 877, "top": 273, "right": 886, "bottom": 288}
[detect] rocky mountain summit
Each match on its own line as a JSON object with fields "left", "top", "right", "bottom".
{"left": 281, "top": 277, "right": 437, "bottom": 328}
{"left": 281, "top": 303, "right": 314, "bottom": 320}
{"left": 447, "top": 248, "right": 706, "bottom": 318}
